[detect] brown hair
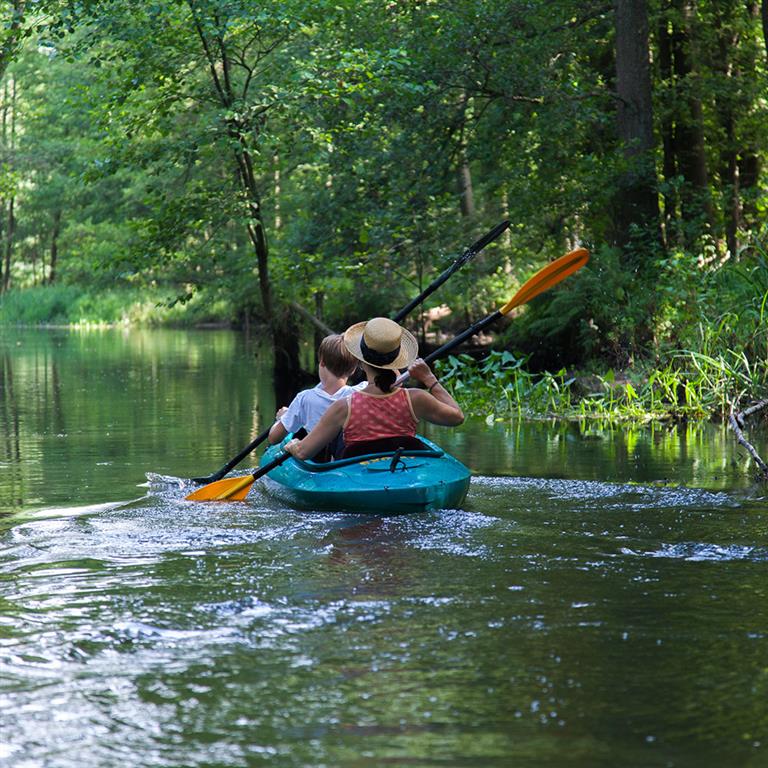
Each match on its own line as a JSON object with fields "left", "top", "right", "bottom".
{"left": 373, "top": 368, "right": 396, "bottom": 393}
{"left": 319, "top": 334, "right": 358, "bottom": 378}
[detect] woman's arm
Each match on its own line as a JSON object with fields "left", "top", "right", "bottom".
{"left": 284, "top": 399, "right": 348, "bottom": 459}
{"left": 409, "top": 388, "right": 464, "bottom": 425}
{"left": 407, "top": 358, "right": 463, "bottom": 426}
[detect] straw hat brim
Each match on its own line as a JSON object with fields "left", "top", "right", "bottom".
{"left": 343, "top": 320, "right": 419, "bottom": 371}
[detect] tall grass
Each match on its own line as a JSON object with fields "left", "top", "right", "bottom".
{"left": 0, "top": 284, "right": 235, "bottom": 327}
{"left": 437, "top": 349, "right": 768, "bottom": 423}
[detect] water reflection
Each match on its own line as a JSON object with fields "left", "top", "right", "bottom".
{"left": 3, "top": 328, "right": 768, "bottom": 518}
{"left": 431, "top": 415, "right": 760, "bottom": 490}
{"left": 0, "top": 328, "right": 276, "bottom": 513}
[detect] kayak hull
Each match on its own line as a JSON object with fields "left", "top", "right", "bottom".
{"left": 259, "top": 435, "right": 470, "bottom": 514}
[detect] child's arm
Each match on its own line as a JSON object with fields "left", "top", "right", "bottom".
{"left": 268, "top": 419, "right": 289, "bottom": 444}
{"left": 268, "top": 396, "right": 302, "bottom": 445}
{"left": 284, "top": 399, "right": 348, "bottom": 460}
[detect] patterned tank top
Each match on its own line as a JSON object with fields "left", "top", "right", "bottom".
{"left": 343, "top": 389, "right": 418, "bottom": 445}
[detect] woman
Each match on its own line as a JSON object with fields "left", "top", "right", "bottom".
{"left": 284, "top": 317, "right": 464, "bottom": 461}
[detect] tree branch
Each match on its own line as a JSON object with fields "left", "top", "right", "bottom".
{"left": 728, "top": 401, "right": 768, "bottom": 480}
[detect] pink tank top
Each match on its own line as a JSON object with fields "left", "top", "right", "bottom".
{"left": 343, "top": 389, "right": 418, "bottom": 444}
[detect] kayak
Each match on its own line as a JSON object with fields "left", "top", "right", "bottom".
{"left": 259, "top": 435, "right": 471, "bottom": 514}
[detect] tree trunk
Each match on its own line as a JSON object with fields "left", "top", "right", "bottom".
{"left": 189, "top": 3, "right": 273, "bottom": 322}
{"left": 670, "top": 0, "right": 711, "bottom": 238}
{"left": 613, "top": 0, "right": 660, "bottom": 259}
{"left": 187, "top": 3, "right": 312, "bottom": 386}
{"left": 273, "top": 152, "right": 281, "bottom": 231}
{"left": 737, "top": 2, "right": 762, "bottom": 229}
{"left": 762, "top": 0, "right": 768, "bottom": 59}
{"left": 657, "top": 6, "right": 678, "bottom": 246}
{"left": 2, "top": 77, "right": 16, "bottom": 293}
{"left": 232, "top": 143, "right": 272, "bottom": 320}
{"left": 313, "top": 291, "right": 324, "bottom": 365}
{"left": 0, "top": 82, "right": 6, "bottom": 290}
{"left": 49, "top": 208, "right": 61, "bottom": 284}
{"left": 456, "top": 92, "right": 475, "bottom": 218}
{"left": 712, "top": 2, "right": 739, "bottom": 257}
{"left": 500, "top": 186, "right": 513, "bottom": 271}
{"left": 3, "top": 198, "right": 14, "bottom": 293}
{"left": 739, "top": 153, "right": 760, "bottom": 226}
{"left": 457, "top": 162, "right": 475, "bottom": 218}
{"left": 272, "top": 310, "right": 304, "bottom": 404}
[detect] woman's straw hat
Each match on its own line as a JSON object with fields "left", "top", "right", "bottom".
{"left": 343, "top": 317, "right": 418, "bottom": 371}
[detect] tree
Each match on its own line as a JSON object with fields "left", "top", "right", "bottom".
{"left": 613, "top": 0, "right": 660, "bottom": 259}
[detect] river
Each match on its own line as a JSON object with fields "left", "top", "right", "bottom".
{"left": 1, "top": 327, "right": 767, "bottom": 767}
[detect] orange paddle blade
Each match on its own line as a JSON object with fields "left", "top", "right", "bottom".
{"left": 501, "top": 247, "right": 589, "bottom": 315}
{"left": 185, "top": 474, "right": 255, "bottom": 501}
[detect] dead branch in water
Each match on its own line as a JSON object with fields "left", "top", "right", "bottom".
{"left": 728, "top": 400, "right": 768, "bottom": 480}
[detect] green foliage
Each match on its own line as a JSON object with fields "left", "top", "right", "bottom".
{"left": 0, "top": 283, "right": 235, "bottom": 327}
{"left": 438, "top": 344, "right": 768, "bottom": 424}
{"left": 437, "top": 351, "right": 577, "bottom": 421}
{"left": 0, "top": 285, "right": 84, "bottom": 324}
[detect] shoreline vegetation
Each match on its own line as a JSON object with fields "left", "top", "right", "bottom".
{"left": 3, "top": 284, "right": 767, "bottom": 435}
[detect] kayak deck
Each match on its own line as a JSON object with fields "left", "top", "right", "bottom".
{"left": 259, "top": 435, "right": 470, "bottom": 514}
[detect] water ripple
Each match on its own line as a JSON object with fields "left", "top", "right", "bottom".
{"left": 623, "top": 542, "right": 768, "bottom": 562}
{"left": 471, "top": 474, "right": 741, "bottom": 510}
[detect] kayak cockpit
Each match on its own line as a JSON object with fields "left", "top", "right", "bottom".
{"left": 290, "top": 446, "right": 444, "bottom": 473}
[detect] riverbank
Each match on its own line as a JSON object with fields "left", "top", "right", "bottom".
{"left": 3, "top": 284, "right": 765, "bottom": 427}
{"left": 437, "top": 349, "right": 768, "bottom": 425}
{"left": 0, "top": 284, "right": 235, "bottom": 328}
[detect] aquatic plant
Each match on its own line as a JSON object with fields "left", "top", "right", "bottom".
{"left": 438, "top": 347, "right": 768, "bottom": 424}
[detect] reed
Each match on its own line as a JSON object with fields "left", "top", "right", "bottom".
{"left": 437, "top": 350, "right": 763, "bottom": 424}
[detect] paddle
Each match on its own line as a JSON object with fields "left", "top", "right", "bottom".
{"left": 188, "top": 246, "right": 590, "bottom": 502}
{"left": 391, "top": 220, "right": 510, "bottom": 322}
{"left": 185, "top": 450, "right": 293, "bottom": 501}
{"left": 190, "top": 426, "right": 271, "bottom": 484}
{"left": 190, "top": 222, "right": 509, "bottom": 485}
{"left": 395, "top": 246, "right": 590, "bottom": 385}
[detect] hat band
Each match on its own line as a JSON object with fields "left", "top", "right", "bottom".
{"left": 360, "top": 337, "right": 400, "bottom": 366}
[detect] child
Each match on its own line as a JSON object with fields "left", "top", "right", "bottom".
{"left": 268, "top": 333, "right": 361, "bottom": 449}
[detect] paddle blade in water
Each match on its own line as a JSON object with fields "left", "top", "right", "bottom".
{"left": 185, "top": 451, "right": 292, "bottom": 502}
{"left": 185, "top": 474, "right": 255, "bottom": 501}
{"left": 501, "top": 247, "right": 589, "bottom": 315}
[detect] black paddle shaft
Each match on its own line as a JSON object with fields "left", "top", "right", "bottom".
{"left": 192, "top": 221, "right": 510, "bottom": 484}
{"left": 248, "top": 449, "right": 292, "bottom": 483}
{"left": 391, "top": 220, "right": 510, "bottom": 323}
{"left": 424, "top": 309, "right": 504, "bottom": 366}
{"left": 191, "top": 426, "right": 272, "bottom": 484}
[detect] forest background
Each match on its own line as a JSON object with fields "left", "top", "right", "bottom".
{"left": 0, "top": 0, "right": 767, "bottom": 422}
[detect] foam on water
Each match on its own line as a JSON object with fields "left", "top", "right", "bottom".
{"left": 471, "top": 474, "right": 741, "bottom": 510}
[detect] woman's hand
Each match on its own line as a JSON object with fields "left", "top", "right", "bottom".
{"left": 284, "top": 438, "right": 301, "bottom": 457}
{"left": 408, "top": 358, "right": 438, "bottom": 389}
{"left": 276, "top": 406, "right": 288, "bottom": 419}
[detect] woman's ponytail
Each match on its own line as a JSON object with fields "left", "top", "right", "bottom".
{"left": 373, "top": 368, "right": 397, "bottom": 393}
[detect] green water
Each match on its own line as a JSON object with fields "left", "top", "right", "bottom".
{"left": 2, "top": 327, "right": 768, "bottom": 767}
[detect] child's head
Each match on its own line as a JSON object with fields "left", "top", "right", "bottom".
{"left": 318, "top": 334, "right": 358, "bottom": 379}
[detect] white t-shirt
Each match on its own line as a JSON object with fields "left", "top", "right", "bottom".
{"left": 279, "top": 382, "right": 364, "bottom": 433}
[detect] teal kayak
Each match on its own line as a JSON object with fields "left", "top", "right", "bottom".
{"left": 259, "top": 435, "right": 470, "bottom": 514}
